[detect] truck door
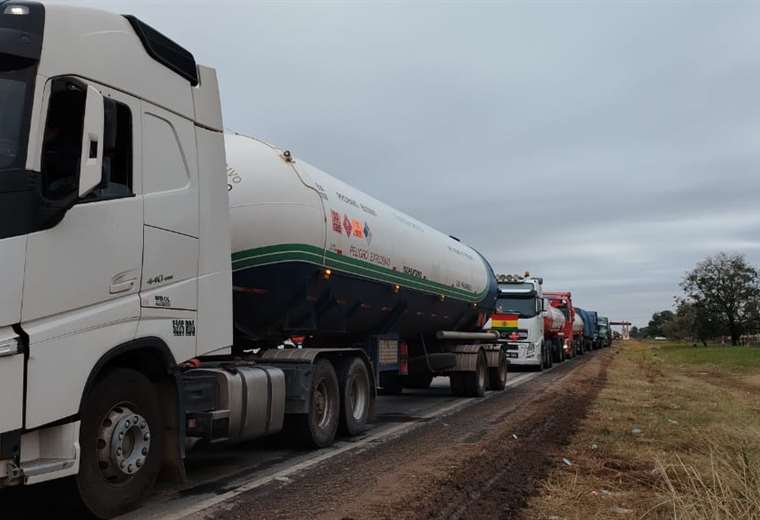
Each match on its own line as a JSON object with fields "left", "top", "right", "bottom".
{"left": 22, "top": 78, "right": 143, "bottom": 428}
{"left": 138, "top": 102, "right": 199, "bottom": 360}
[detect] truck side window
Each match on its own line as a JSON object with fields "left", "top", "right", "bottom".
{"left": 41, "top": 78, "right": 86, "bottom": 200}
{"left": 84, "top": 97, "right": 133, "bottom": 201}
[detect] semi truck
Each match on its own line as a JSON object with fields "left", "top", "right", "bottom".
{"left": 489, "top": 274, "right": 561, "bottom": 370}
{"left": 543, "top": 298, "right": 566, "bottom": 363}
{"left": 0, "top": 3, "right": 509, "bottom": 517}
{"left": 575, "top": 308, "right": 599, "bottom": 351}
{"left": 544, "top": 291, "right": 579, "bottom": 358}
{"left": 597, "top": 316, "right": 612, "bottom": 348}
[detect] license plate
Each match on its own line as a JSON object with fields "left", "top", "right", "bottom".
{"left": 507, "top": 352, "right": 518, "bottom": 359}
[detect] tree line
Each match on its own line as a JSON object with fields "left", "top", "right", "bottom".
{"left": 631, "top": 253, "right": 760, "bottom": 346}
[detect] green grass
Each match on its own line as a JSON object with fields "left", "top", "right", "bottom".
{"left": 645, "top": 340, "right": 760, "bottom": 372}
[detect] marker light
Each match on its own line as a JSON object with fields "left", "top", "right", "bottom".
{"left": 0, "top": 337, "right": 20, "bottom": 357}
{"left": 322, "top": 268, "right": 332, "bottom": 280}
{"left": 4, "top": 5, "right": 30, "bottom": 15}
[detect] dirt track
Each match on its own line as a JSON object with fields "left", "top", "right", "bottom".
{"left": 195, "top": 350, "right": 612, "bottom": 520}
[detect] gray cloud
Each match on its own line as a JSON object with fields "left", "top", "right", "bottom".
{"left": 56, "top": 0, "right": 760, "bottom": 326}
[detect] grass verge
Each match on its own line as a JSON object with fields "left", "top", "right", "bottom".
{"left": 521, "top": 341, "right": 760, "bottom": 520}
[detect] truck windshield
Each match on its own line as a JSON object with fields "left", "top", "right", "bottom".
{"left": 0, "top": 65, "right": 34, "bottom": 172}
{"left": 495, "top": 296, "right": 538, "bottom": 318}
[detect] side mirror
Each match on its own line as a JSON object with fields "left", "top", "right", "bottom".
{"left": 78, "top": 85, "right": 104, "bottom": 197}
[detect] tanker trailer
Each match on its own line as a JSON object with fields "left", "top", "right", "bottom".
{"left": 544, "top": 291, "right": 578, "bottom": 358}
{"left": 543, "top": 299, "right": 566, "bottom": 363}
{"left": 573, "top": 311, "right": 585, "bottom": 355}
{"left": 575, "top": 308, "right": 598, "bottom": 353}
{"left": 226, "top": 133, "right": 504, "bottom": 397}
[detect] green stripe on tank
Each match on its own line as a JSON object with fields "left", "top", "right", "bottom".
{"left": 231, "top": 243, "right": 488, "bottom": 303}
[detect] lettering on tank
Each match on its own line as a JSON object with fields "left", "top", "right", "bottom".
{"left": 314, "top": 182, "right": 329, "bottom": 200}
{"left": 448, "top": 245, "right": 474, "bottom": 261}
{"left": 394, "top": 213, "right": 424, "bottom": 232}
{"left": 227, "top": 166, "right": 242, "bottom": 192}
{"left": 403, "top": 266, "right": 424, "bottom": 279}
{"left": 349, "top": 245, "right": 391, "bottom": 267}
{"left": 336, "top": 192, "right": 377, "bottom": 216}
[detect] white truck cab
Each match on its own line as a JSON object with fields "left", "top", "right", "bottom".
{"left": 488, "top": 274, "right": 551, "bottom": 370}
{"left": 0, "top": 2, "right": 232, "bottom": 515}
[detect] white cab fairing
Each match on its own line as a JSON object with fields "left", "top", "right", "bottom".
{"left": 0, "top": 236, "right": 26, "bottom": 327}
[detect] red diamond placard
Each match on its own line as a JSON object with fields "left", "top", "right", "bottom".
{"left": 343, "top": 215, "right": 352, "bottom": 236}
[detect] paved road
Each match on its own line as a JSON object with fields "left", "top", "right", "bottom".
{"left": 1, "top": 364, "right": 562, "bottom": 519}
{"left": 126, "top": 369, "right": 545, "bottom": 520}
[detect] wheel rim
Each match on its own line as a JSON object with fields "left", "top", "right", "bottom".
{"left": 313, "top": 380, "right": 333, "bottom": 429}
{"left": 96, "top": 404, "right": 151, "bottom": 483}
{"left": 348, "top": 374, "right": 368, "bottom": 421}
{"left": 499, "top": 359, "right": 508, "bottom": 383}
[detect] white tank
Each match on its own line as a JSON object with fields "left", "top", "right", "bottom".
{"left": 572, "top": 313, "right": 584, "bottom": 335}
{"left": 224, "top": 133, "right": 498, "bottom": 344}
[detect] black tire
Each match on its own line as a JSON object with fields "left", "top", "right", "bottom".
{"left": 77, "top": 368, "right": 163, "bottom": 519}
{"left": 487, "top": 350, "right": 508, "bottom": 391}
{"left": 553, "top": 339, "right": 563, "bottom": 363}
{"left": 461, "top": 350, "right": 488, "bottom": 397}
{"left": 403, "top": 373, "right": 434, "bottom": 390}
{"left": 546, "top": 342, "right": 554, "bottom": 369}
{"left": 537, "top": 342, "right": 546, "bottom": 371}
{"left": 450, "top": 373, "right": 466, "bottom": 396}
{"left": 286, "top": 359, "right": 340, "bottom": 448}
{"left": 378, "top": 371, "right": 404, "bottom": 395}
{"left": 338, "top": 357, "right": 372, "bottom": 436}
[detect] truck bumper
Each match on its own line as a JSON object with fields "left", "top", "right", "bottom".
{"left": 504, "top": 341, "right": 541, "bottom": 366}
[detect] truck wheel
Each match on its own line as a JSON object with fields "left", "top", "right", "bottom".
{"left": 77, "top": 368, "right": 162, "bottom": 519}
{"left": 462, "top": 350, "right": 488, "bottom": 397}
{"left": 378, "top": 372, "right": 404, "bottom": 395}
{"left": 450, "top": 373, "right": 466, "bottom": 396}
{"left": 487, "top": 350, "right": 508, "bottom": 391}
{"left": 338, "top": 358, "right": 372, "bottom": 436}
{"left": 537, "top": 342, "right": 546, "bottom": 371}
{"left": 546, "top": 343, "right": 554, "bottom": 368}
{"left": 403, "top": 373, "right": 434, "bottom": 389}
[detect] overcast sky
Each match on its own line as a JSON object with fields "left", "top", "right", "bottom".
{"left": 57, "top": 0, "right": 760, "bottom": 326}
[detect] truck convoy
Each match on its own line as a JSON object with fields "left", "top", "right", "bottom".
{"left": 0, "top": 2, "right": 609, "bottom": 517}
{"left": 0, "top": 3, "right": 514, "bottom": 517}
{"left": 489, "top": 274, "right": 563, "bottom": 370}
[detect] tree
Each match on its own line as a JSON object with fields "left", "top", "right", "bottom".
{"left": 664, "top": 300, "right": 722, "bottom": 346}
{"left": 681, "top": 253, "right": 760, "bottom": 346}
{"left": 647, "top": 310, "right": 675, "bottom": 338}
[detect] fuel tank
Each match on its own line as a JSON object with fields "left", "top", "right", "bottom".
{"left": 225, "top": 134, "right": 498, "bottom": 345}
{"left": 542, "top": 304, "right": 565, "bottom": 336}
{"left": 572, "top": 313, "right": 584, "bottom": 335}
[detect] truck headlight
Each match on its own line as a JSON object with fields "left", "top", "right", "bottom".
{"left": 3, "top": 5, "right": 30, "bottom": 15}
{"left": 0, "top": 337, "right": 20, "bottom": 357}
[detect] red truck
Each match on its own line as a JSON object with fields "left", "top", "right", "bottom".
{"left": 544, "top": 291, "right": 580, "bottom": 358}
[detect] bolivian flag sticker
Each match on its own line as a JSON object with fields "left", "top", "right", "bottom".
{"left": 491, "top": 313, "right": 519, "bottom": 332}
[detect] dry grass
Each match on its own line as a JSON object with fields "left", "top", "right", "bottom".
{"left": 521, "top": 341, "right": 760, "bottom": 520}
{"left": 656, "top": 438, "right": 760, "bottom": 520}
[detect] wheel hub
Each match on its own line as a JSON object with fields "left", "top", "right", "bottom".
{"left": 97, "top": 405, "right": 151, "bottom": 481}
{"left": 348, "top": 376, "right": 367, "bottom": 420}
